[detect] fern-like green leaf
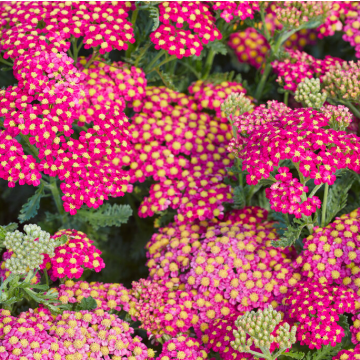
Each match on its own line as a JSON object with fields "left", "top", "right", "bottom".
{"left": 18, "top": 184, "right": 44, "bottom": 223}
{"left": 311, "top": 343, "right": 342, "bottom": 360}
{"left": 0, "top": 223, "right": 18, "bottom": 245}
{"left": 258, "top": 178, "right": 277, "bottom": 186}
{"left": 206, "top": 41, "right": 228, "bottom": 55}
{"left": 207, "top": 71, "right": 242, "bottom": 85}
{"left": 123, "top": 43, "right": 151, "bottom": 68}
{"left": 75, "top": 296, "right": 97, "bottom": 311}
{"left": 281, "top": 351, "right": 305, "bottom": 360}
{"left": 271, "top": 224, "right": 303, "bottom": 248}
{"left": 154, "top": 68, "right": 178, "bottom": 91}
{"left": 269, "top": 211, "right": 289, "bottom": 237}
{"left": 76, "top": 203, "right": 132, "bottom": 230}
{"left": 233, "top": 186, "right": 245, "bottom": 209}
{"left": 325, "top": 172, "right": 355, "bottom": 225}
{"left": 338, "top": 314, "right": 352, "bottom": 348}
{"left": 148, "top": 6, "right": 159, "bottom": 31}
{"left": 154, "top": 209, "right": 176, "bottom": 228}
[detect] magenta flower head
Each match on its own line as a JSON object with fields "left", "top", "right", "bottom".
{"left": 41, "top": 229, "right": 105, "bottom": 281}
{"left": 283, "top": 280, "right": 355, "bottom": 349}
{"left": 295, "top": 209, "right": 360, "bottom": 299}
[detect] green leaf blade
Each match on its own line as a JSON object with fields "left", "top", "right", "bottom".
{"left": 76, "top": 203, "right": 132, "bottom": 230}
{"left": 75, "top": 296, "right": 97, "bottom": 311}
{"left": 18, "top": 184, "right": 45, "bottom": 223}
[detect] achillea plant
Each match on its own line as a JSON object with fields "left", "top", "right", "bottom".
{"left": 0, "top": 3, "right": 360, "bottom": 360}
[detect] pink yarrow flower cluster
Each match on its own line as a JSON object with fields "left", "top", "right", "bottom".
{"left": 266, "top": 167, "right": 321, "bottom": 218}
{"left": 146, "top": 207, "right": 299, "bottom": 326}
{"left": 295, "top": 209, "right": 360, "bottom": 297}
{"left": 146, "top": 207, "right": 269, "bottom": 286}
{"left": 272, "top": 49, "right": 344, "bottom": 91}
{"left": 0, "top": 49, "right": 140, "bottom": 215}
{"left": 150, "top": 1, "right": 222, "bottom": 58}
{"left": 283, "top": 281, "right": 356, "bottom": 349}
{"left": 57, "top": 280, "right": 130, "bottom": 312}
{"left": 212, "top": 1, "right": 259, "bottom": 23}
{"left": 113, "top": 83, "right": 245, "bottom": 225}
{"left": 0, "top": 309, "right": 65, "bottom": 360}
{"left": 41, "top": 229, "right": 105, "bottom": 280}
{"left": 0, "top": 1, "right": 135, "bottom": 59}
{"left": 158, "top": 336, "right": 208, "bottom": 360}
{"left": 13, "top": 308, "right": 153, "bottom": 360}
{"left": 229, "top": 102, "right": 360, "bottom": 186}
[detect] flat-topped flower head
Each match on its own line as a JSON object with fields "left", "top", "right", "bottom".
{"left": 150, "top": 1, "right": 221, "bottom": 58}
{"left": 212, "top": 1, "right": 259, "bottom": 23}
{"left": 146, "top": 207, "right": 269, "bottom": 287}
{"left": 229, "top": 102, "right": 360, "bottom": 186}
{"left": 272, "top": 49, "right": 344, "bottom": 92}
{"left": 115, "top": 85, "right": 238, "bottom": 224}
{"left": 47, "top": 309, "right": 151, "bottom": 360}
{"left": 57, "top": 280, "right": 130, "bottom": 312}
{"left": 295, "top": 209, "right": 360, "bottom": 298}
{"left": 0, "top": 309, "right": 65, "bottom": 360}
{"left": 283, "top": 280, "right": 355, "bottom": 349}
{"left": 158, "top": 336, "right": 208, "bottom": 360}
{"left": 42, "top": 229, "right": 105, "bottom": 280}
{"left": 0, "top": 2, "right": 135, "bottom": 59}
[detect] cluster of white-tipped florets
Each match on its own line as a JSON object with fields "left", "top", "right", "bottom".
{"left": 294, "top": 78, "right": 327, "bottom": 109}
{"left": 3, "top": 224, "right": 56, "bottom": 274}
{"left": 231, "top": 306, "right": 297, "bottom": 359}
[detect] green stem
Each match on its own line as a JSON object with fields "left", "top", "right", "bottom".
{"left": 284, "top": 91, "right": 289, "bottom": 106}
{"left": 0, "top": 56, "right": 13, "bottom": 67}
{"left": 19, "top": 134, "right": 39, "bottom": 159}
{"left": 201, "top": 48, "right": 215, "bottom": 80}
{"left": 145, "top": 49, "right": 165, "bottom": 73}
{"left": 309, "top": 183, "right": 323, "bottom": 198}
{"left": 255, "top": 62, "right": 272, "bottom": 100}
{"left": 259, "top": 5, "right": 271, "bottom": 41}
{"left": 294, "top": 162, "right": 305, "bottom": 184}
{"left": 84, "top": 49, "right": 99, "bottom": 69}
{"left": 344, "top": 101, "right": 360, "bottom": 119}
{"left": 130, "top": 8, "right": 139, "bottom": 26}
{"left": 321, "top": 183, "right": 329, "bottom": 227}
{"left": 49, "top": 177, "right": 65, "bottom": 217}
{"left": 125, "top": 8, "right": 139, "bottom": 58}
{"left": 71, "top": 38, "right": 83, "bottom": 64}
{"left": 147, "top": 55, "right": 177, "bottom": 75}
{"left": 236, "top": 158, "right": 243, "bottom": 188}
{"left": 43, "top": 268, "right": 49, "bottom": 288}
{"left": 244, "top": 349, "right": 270, "bottom": 360}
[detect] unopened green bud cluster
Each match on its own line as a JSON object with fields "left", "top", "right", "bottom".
{"left": 322, "top": 61, "right": 360, "bottom": 103}
{"left": 221, "top": 92, "right": 253, "bottom": 121}
{"left": 231, "top": 306, "right": 297, "bottom": 356}
{"left": 294, "top": 78, "right": 327, "bottom": 109}
{"left": 3, "top": 224, "right": 57, "bottom": 275}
